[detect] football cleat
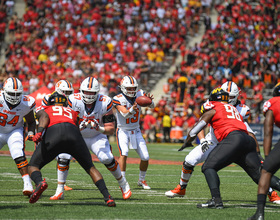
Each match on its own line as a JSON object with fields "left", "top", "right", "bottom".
{"left": 119, "top": 181, "right": 132, "bottom": 200}
{"left": 268, "top": 191, "right": 280, "bottom": 204}
{"left": 105, "top": 195, "right": 116, "bottom": 207}
{"left": 165, "top": 184, "right": 186, "bottom": 198}
{"left": 137, "top": 180, "right": 151, "bottom": 190}
{"left": 29, "top": 179, "right": 48, "bottom": 204}
{"left": 23, "top": 182, "right": 33, "bottom": 196}
{"left": 247, "top": 212, "right": 264, "bottom": 220}
{"left": 50, "top": 192, "right": 64, "bottom": 200}
{"left": 197, "top": 198, "right": 224, "bottom": 209}
{"left": 64, "top": 185, "right": 73, "bottom": 191}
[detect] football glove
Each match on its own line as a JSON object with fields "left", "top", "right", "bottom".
{"left": 178, "top": 141, "right": 193, "bottom": 151}
{"left": 33, "top": 132, "right": 43, "bottom": 144}
{"left": 91, "top": 119, "right": 100, "bottom": 130}
{"left": 200, "top": 138, "right": 210, "bottom": 153}
{"left": 25, "top": 131, "right": 34, "bottom": 141}
{"left": 79, "top": 120, "right": 88, "bottom": 131}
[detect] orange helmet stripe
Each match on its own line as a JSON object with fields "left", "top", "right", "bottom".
{"left": 227, "top": 81, "right": 232, "bottom": 93}
{"left": 12, "top": 77, "right": 18, "bottom": 89}
{"left": 128, "top": 76, "right": 135, "bottom": 85}
{"left": 65, "top": 80, "right": 71, "bottom": 88}
{"left": 88, "top": 77, "right": 93, "bottom": 89}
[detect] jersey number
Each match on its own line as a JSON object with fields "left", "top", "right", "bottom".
{"left": 224, "top": 104, "right": 242, "bottom": 121}
{"left": 0, "top": 113, "right": 19, "bottom": 127}
{"left": 126, "top": 109, "right": 139, "bottom": 124}
{"left": 52, "top": 106, "right": 73, "bottom": 119}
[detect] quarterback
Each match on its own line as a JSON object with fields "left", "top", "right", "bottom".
{"left": 113, "top": 76, "right": 154, "bottom": 190}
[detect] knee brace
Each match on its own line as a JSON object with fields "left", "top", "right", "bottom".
{"left": 182, "top": 161, "right": 194, "bottom": 174}
{"left": 57, "top": 157, "right": 70, "bottom": 171}
{"left": 105, "top": 158, "right": 118, "bottom": 172}
{"left": 14, "top": 156, "right": 28, "bottom": 169}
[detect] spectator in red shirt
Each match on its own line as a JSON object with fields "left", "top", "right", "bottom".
{"left": 143, "top": 110, "right": 157, "bottom": 143}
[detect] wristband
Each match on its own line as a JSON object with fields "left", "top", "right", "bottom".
{"left": 28, "top": 131, "right": 34, "bottom": 136}
{"left": 129, "top": 107, "right": 135, "bottom": 114}
{"left": 98, "top": 126, "right": 105, "bottom": 133}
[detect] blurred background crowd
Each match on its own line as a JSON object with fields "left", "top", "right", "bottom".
{"left": 0, "top": 0, "right": 279, "bottom": 143}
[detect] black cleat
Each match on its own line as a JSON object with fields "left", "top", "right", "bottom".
{"left": 29, "top": 179, "right": 48, "bottom": 204}
{"left": 105, "top": 195, "right": 116, "bottom": 207}
{"left": 247, "top": 212, "right": 264, "bottom": 220}
{"left": 197, "top": 198, "right": 224, "bottom": 209}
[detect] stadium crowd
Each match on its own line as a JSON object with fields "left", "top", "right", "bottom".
{"left": 1, "top": 0, "right": 280, "bottom": 143}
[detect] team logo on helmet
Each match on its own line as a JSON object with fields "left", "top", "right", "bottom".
{"left": 47, "top": 91, "right": 68, "bottom": 107}
{"left": 209, "top": 88, "right": 229, "bottom": 102}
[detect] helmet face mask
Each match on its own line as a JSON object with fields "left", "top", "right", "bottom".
{"left": 80, "top": 77, "right": 100, "bottom": 104}
{"left": 120, "top": 76, "right": 138, "bottom": 98}
{"left": 55, "top": 80, "right": 74, "bottom": 98}
{"left": 221, "top": 81, "right": 239, "bottom": 105}
{"left": 3, "top": 77, "right": 23, "bottom": 105}
{"left": 209, "top": 87, "right": 229, "bottom": 102}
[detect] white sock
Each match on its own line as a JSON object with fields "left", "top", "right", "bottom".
{"left": 22, "top": 174, "right": 32, "bottom": 185}
{"left": 121, "top": 171, "right": 126, "bottom": 178}
{"left": 57, "top": 169, "right": 69, "bottom": 183}
{"left": 139, "top": 171, "right": 146, "bottom": 181}
{"left": 55, "top": 183, "right": 64, "bottom": 194}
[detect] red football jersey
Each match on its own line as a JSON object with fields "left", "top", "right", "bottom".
{"left": 263, "top": 96, "right": 280, "bottom": 128}
{"left": 44, "top": 106, "right": 78, "bottom": 128}
{"left": 204, "top": 101, "right": 248, "bottom": 142}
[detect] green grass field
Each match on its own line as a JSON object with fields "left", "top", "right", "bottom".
{"left": 0, "top": 142, "right": 280, "bottom": 220}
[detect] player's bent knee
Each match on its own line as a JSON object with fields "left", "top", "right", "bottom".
{"left": 104, "top": 158, "right": 119, "bottom": 171}
{"left": 57, "top": 157, "right": 70, "bottom": 171}
{"left": 14, "top": 156, "right": 28, "bottom": 169}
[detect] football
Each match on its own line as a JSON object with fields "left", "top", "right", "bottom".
{"left": 136, "top": 96, "right": 152, "bottom": 107}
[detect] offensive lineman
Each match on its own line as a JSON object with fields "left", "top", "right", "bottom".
{"left": 113, "top": 76, "right": 155, "bottom": 190}
{"left": 165, "top": 81, "right": 280, "bottom": 204}
{"left": 0, "top": 77, "right": 36, "bottom": 196}
{"left": 54, "top": 77, "right": 131, "bottom": 200}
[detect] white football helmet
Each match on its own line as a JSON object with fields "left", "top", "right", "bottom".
{"left": 3, "top": 77, "right": 23, "bottom": 105}
{"left": 80, "top": 77, "right": 100, "bottom": 104}
{"left": 120, "top": 76, "right": 138, "bottom": 97}
{"left": 55, "top": 80, "right": 74, "bottom": 97}
{"left": 221, "top": 81, "right": 240, "bottom": 105}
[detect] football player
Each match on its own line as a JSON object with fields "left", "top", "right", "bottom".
{"left": 55, "top": 77, "right": 131, "bottom": 200}
{"left": 28, "top": 92, "right": 115, "bottom": 206}
{"left": 113, "top": 76, "right": 155, "bottom": 189}
{"left": 169, "top": 88, "right": 280, "bottom": 209}
{"left": 0, "top": 77, "right": 36, "bottom": 196}
{"left": 166, "top": 81, "right": 280, "bottom": 204}
{"left": 248, "top": 83, "right": 280, "bottom": 220}
{"left": 40, "top": 79, "right": 75, "bottom": 200}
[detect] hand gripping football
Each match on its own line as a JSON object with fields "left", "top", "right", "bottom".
{"left": 136, "top": 96, "right": 152, "bottom": 107}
